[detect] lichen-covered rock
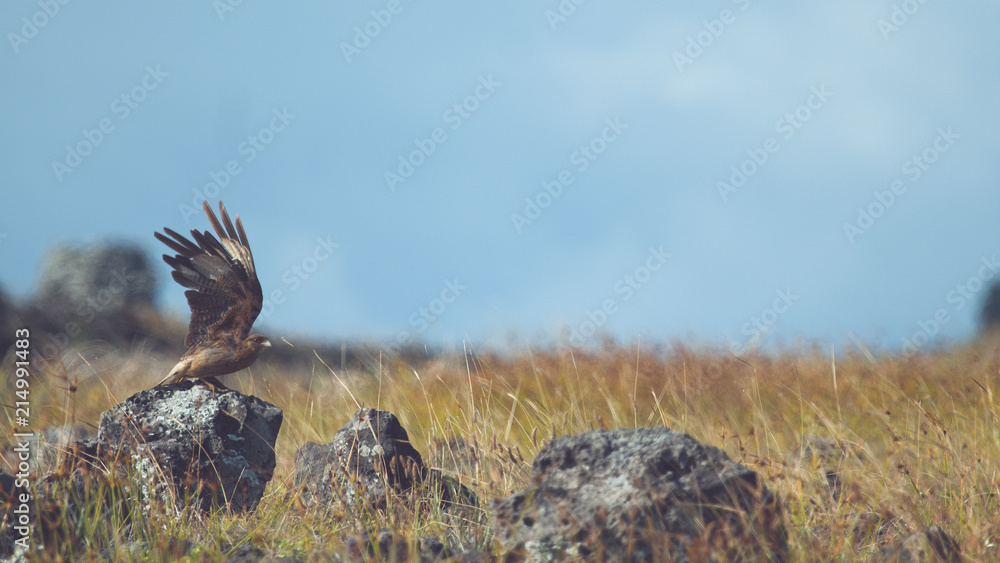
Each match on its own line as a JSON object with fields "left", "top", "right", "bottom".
{"left": 343, "top": 529, "right": 463, "bottom": 562}
{"left": 492, "top": 426, "right": 787, "bottom": 561}
{"left": 0, "top": 425, "right": 94, "bottom": 476}
{"left": 877, "top": 526, "right": 961, "bottom": 563}
{"left": 293, "top": 408, "right": 476, "bottom": 511}
{"left": 809, "top": 510, "right": 910, "bottom": 557}
{"left": 97, "top": 380, "right": 282, "bottom": 513}
{"left": 789, "top": 435, "right": 848, "bottom": 502}
{"left": 0, "top": 471, "right": 27, "bottom": 558}
{"left": 0, "top": 463, "right": 135, "bottom": 559}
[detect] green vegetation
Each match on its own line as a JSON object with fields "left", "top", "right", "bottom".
{"left": 3, "top": 335, "right": 1000, "bottom": 561}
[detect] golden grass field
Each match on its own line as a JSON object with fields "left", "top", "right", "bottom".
{"left": 4, "top": 334, "right": 1000, "bottom": 561}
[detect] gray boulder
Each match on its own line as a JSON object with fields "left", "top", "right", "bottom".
{"left": 30, "top": 242, "right": 161, "bottom": 356}
{"left": 97, "top": 380, "right": 282, "bottom": 513}
{"left": 36, "top": 242, "right": 156, "bottom": 317}
{"left": 343, "top": 529, "right": 461, "bottom": 562}
{"left": 0, "top": 461, "right": 134, "bottom": 559}
{"left": 877, "top": 526, "right": 961, "bottom": 563}
{"left": 788, "top": 435, "right": 847, "bottom": 503}
{"left": 0, "top": 471, "right": 27, "bottom": 558}
{"left": 981, "top": 281, "right": 1000, "bottom": 331}
{"left": 0, "top": 425, "right": 94, "bottom": 476}
{"left": 0, "top": 287, "right": 24, "bottom": 355}
{"left": 492, "top": 426, "right": 787, "bottom": 561}
{"left": 293, "top": 408, "right": 476, "bottom": 511}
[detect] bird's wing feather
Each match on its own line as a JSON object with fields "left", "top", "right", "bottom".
{"left": 155, "top": 201, "right": 263, "bottom": 348}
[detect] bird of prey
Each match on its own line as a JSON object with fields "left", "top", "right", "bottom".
{"left": 154, "top": 200, "right": 270, "bottom": 388}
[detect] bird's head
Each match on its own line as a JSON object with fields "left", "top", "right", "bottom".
{"left": 244, "top": 334, "right": 271, "bottom": 355}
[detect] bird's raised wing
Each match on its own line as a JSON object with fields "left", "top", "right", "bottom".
{"left": 155, "top": 201, "right": 263, "bottom": 348}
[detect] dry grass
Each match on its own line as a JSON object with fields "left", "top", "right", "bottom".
{"left": 3, "top": 334, "right": 1000, "bottom": 561}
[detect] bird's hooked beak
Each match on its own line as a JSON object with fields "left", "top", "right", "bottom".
{"left": 263, "top": 339, "right": 272, "bottom": 347}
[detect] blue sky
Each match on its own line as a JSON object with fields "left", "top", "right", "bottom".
{"left": 1, "top": 1, "right": 998, "bottom": 354}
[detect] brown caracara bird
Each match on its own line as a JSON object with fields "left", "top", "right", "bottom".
{"left": 154, "top": 200, "right": 270, "bottom": 388}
